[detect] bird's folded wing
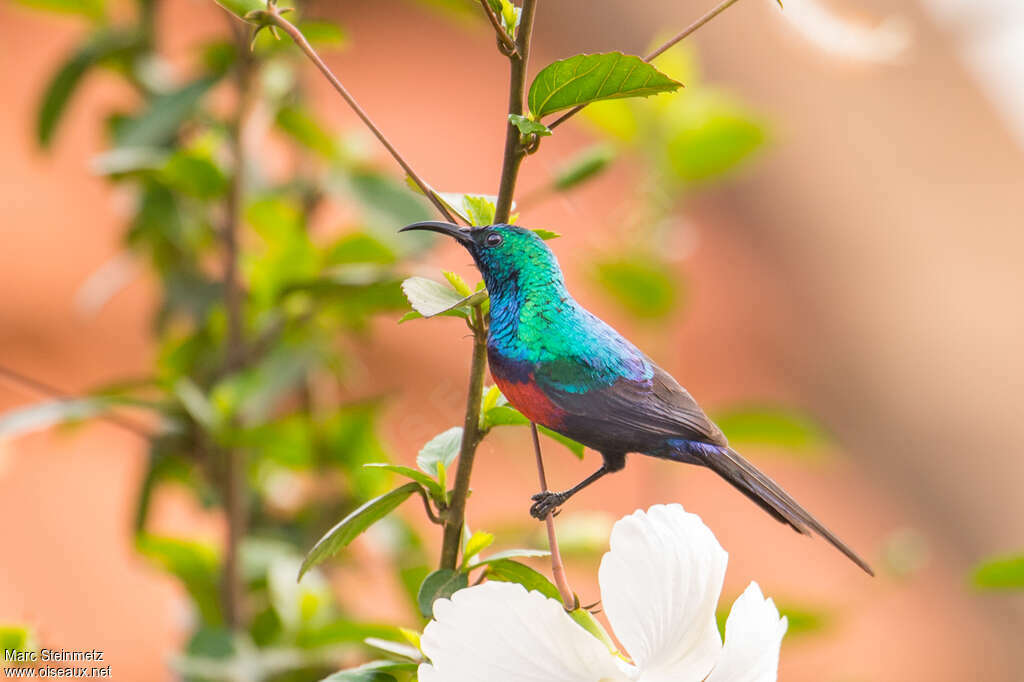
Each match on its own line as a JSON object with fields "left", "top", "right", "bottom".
{"left": 536, "top": 360, "right": 727, "bottom": 446}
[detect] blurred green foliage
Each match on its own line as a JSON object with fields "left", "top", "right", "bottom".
{"left": 5, "top": 0, "right": 843, "bottom": 679}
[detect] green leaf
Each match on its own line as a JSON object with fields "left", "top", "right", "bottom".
{"left": 363, "top": 637, "right": 421, "bottom": 661}
{"left": 136, "top": 534, "right": 222, "bottom": 625}
{"left": 664, "top": 91, "right": 765, "bottom": 182}
{"left": 569, "top": 608, "right": 618, "bottom": 653}
{"left": 462, "top": 195, "right": 496, "bottom": 226}
{"left": 0, "top": 398, "right": 114, "bottom": 439}
{"left": 973, "top": 554, "right": 1024, "bottom": 590}
{"left": 363, "top": 463, "right": 443, "bottom": 501}
{"left": 275, "top": 104, "right": 340, "bottom": 160}
{"left": 467, "top": 548, "right": 550, "bottom": 569}
{"left": 532, "top": 228, "right": 561, "bottom": 240}
{"left": 553, "top": 144, "right": 616, "bottom": 190}
{"left": 213, "top": 0, "right": 265, "bottom": 20}
{"left": 401, "top": 276, "right": 487, "bottom": 319}
{"left": 483, "top": 405, "right": 585, "bottom": 458}
{"left": 0, "top": 624, "right": 37, "bottom": 660}
{"left": 508, "top": 113, "right": 552, "bottom": 138}
{"left": 713, "top": 406, "right": 828, "bottom": 453}
{"left": 14, "top": 0, "right": 105, "bottom": 20}
{"left": 417, "top": 569, "right": 468, "bottom": 618}
{"left": 484, "top": 559, "right": 561, "bottom": 601}
{"left": 461, "top": 531, "right": 495, "bottom": 566}
{"left": 115, "top": 77, "right": 217, "bottom": 148}
{"left": 160, "top": 150, "right": 228, "bottom": 199}
{"left": 417, "top": 426, "right": 463, "bottom": 477}
{"left": 325, "top": 661, "right": 417, "bottom": 680}
{"left": 528, "top": 52, "right": 681, "bottom": 119}
{"left": 443, "top": 271, "right": 472, "bottom": 296}
{"left": 298, "top": 19, "right": 347, "bottom": 48}
{"left": 36, "top": 29, "right": 141, "bottom": 148}
{"left": 321, "top": 671, "right": 398, "bottom": 682}
{"left": 300, "top": 483, "right": 422, "bottom": 579}
{"left": 592, "top": 255, "right": 679, "bottom": 319}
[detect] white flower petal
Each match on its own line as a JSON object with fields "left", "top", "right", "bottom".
{"left": 705, "top": 582, "right": 788, "bottom": 682}
{"left": 598, "top": 504, "right": 727, "bottom": 682}
{"left": 419, "top": 581, "right": 627, "bottom": 682}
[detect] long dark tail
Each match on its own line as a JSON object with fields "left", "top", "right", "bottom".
{"left": 664, "top": 441, "right": 874, "bottom": 575}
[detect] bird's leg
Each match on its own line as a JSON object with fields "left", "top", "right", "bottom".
{"left": 530, "top": 466, "right": 609, "bottom": 519}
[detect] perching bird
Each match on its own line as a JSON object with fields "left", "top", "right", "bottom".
{"left": 400, "top": 221, "right": 873, "bottom": 575}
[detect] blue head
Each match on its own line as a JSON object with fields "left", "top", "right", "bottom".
{"left": 398, "top": 222, "right": 566, "bottom": 303}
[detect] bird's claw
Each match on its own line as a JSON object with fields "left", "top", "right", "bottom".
{"left": 530, "top": 491, "right": 565, "bottom": 519}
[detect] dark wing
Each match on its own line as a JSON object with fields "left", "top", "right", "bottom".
{"left": 536, "top": 359, "right": 727, "bottom": 450}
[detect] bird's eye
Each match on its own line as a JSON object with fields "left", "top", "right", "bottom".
{"left": 484, "top": 232, "right": 504, "bottom": 248}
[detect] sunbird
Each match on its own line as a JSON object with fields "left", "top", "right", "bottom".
{"left": 401, "top": 221, "right": 873, "bottom": 575}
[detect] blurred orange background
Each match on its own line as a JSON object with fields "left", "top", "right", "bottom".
{"left": 2, "top": 0, "right": 1023, "bottom": 680}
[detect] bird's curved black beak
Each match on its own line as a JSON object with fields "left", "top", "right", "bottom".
{"left": 399, "top": 221, "right": 474, "bottom": 247}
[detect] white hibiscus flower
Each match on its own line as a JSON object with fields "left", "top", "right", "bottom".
{"left": 419, "top": 504, "right": 787, "bottom": 682}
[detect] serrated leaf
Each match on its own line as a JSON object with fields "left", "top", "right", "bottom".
{"left": 531, "top": 228, "right": 561, "bottom": 240}
{"left": 37, "top": 29, "right": 141, "bottom": 148}
{"left": 528, "top": 52, "right": 681, "bottom": 119}
{"left": 443, "top": 271, "right": 472, "bottom": 296}
{"left": 973, "top": 554, "right": 1024, "bottom": 590}
{"left": 300, "top": 483, "right": 421, "bottom": 579}
{"left": 484, "top": 559, "right": 560, "bottom": 601}
{"left": 417, "top": 569, "right": 468, "bottom": 618}
{"left": 462, "top": 195, "right": 496, "bottom": 226}
{"left": 363, "top": 463, "right": 443, "bottom": 501}
{"left": 417, "top": 427, "right": 463, "bottom": 477}
{"left": 461, "top": 531, "right": 495, "bottom": 566}
{"left": 508, "top": 113, "right": 552, "bottom": 137}
{"left": 713, "top": 406, "right": 828, "bottom": 454}
{"left": 553, "top": 144, "right": 616, "bottom": 190}
{"left": 401, "top": 276, "right": 487, "bottom": 319}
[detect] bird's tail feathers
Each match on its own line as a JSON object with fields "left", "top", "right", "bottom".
{"left": 666, "top": 442, "right": 874, "bottom": 576}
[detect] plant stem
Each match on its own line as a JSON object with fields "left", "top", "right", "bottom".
{"left": 478, "top": 0, "right": 517, "bottom": 55}
{"left": 0, "top": 363, "right": 152, "bottom": 438}
{"left": 530, "top": 423, "right": 575, "bottom": 610}
{"left": 221, "top": 24, "right": 254, "bottom": 631}
{"left": 439, "top": 306, "right": 489, "bottom": 570}
{"left": 262, "top": 8, "right": 460, "bottom": 225}
{"left": 494, "top": 0, "right": 539, "bottom": 222}
{"left": 547, "top": 0, "right": 747, "bottom": 130}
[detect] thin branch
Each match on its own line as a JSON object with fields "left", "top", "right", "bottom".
{"left": 438, "top": 305, "right": 489, "bottom": 570}
{"left": 494, "top": 0, "right": 539, "bottom": 222}
{"left": 531, "top": 423, "right": 576, "bottom": 610}
{"left": 0, "top": 363, "right": 152, "bottom": 439}
{"left": 221, "top": 21, "right": 254, "bottom": 631}
{"left": 479, "top": 0, "right": 517, "bottom": 55}
{"left": 261, "top": 8, "right": 461, "bottom": 225}
{"left": 416, "top": 486, "right": 443, "bottom": 525}
{"left": 548, "top": 0, "right": 747, "bottom": 130}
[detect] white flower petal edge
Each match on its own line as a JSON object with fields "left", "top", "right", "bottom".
{"left": 418, "top": 581, "right": 627, "bottom": 682}
{"left": 705, "top": 582, "right": 788, "bottom": 682}
{"left": 598, "top": 504, "right": 727, "bottom": 682}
